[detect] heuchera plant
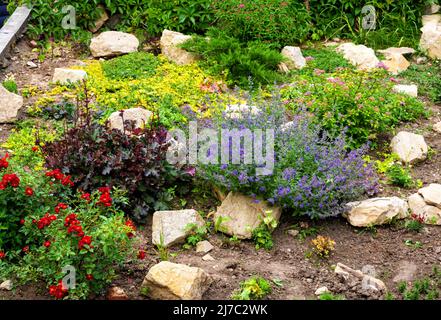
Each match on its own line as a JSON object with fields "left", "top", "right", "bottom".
{"left": 42, "top": 91, "right": 191, "bottom": 222}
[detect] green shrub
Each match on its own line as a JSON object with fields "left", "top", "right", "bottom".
{"left": 101, "top": 52, "right": 159, "bottom": 80}
{"left": 181, "top": 29, "right": 286, "bottom": 87}
{"left": 401, "top": 61, "right": 441, "bottom": 104}
{"left": 308, "top": 0, "right": 437, "bottom": 49}
{"left": 2, "top": 78, "right": 18, "bottom": 94}
{"left": 0, "top": 155, "right": 72, "bottom": 250}
{"left": 1, "top": 187, "right": 137, "bottom": 299}
{"left": 232, "top": 276, "right": 272, "bottom": 300}
{"left": 252, "top": 212, "right": 278, "bottom": 250}
{"left": 300, "top": 47, "right": 353, "bottom": 73}
{"left": 8, "top": 0, "right": 214, "bottom": 42}
{"left": 281, "top": 68, "right": 428, "bottom": 147}
{"left": 386, "top": 164, "right": 414, "bottom": 188}
{"left": 212, "top": 0, "right": 311, "bottom": 48}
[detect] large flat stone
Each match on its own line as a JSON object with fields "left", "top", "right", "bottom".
{"left": 141, "top": 261, "right": 212, "bottom": 300}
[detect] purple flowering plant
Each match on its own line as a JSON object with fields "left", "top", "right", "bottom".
{"left": 195, "top": 92, "right": 379, "bottom": 218}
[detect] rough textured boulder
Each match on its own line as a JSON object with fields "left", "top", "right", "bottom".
{"left": 0, "top": 280, "right": 12, "bottom": 291}
{"left": 160, "top": 29, "right": 196, "bottom": 65}
{"left": 0, "top": 84, "right": 23, "bottom": 123}
{"left": 392, "top": 84, "right": 418, "bottom": 97}
{"left": 90, "top": 31, "right": 139, "bottom": 58}
{"left": 391, "top": 131, "right": 428, "bottom": 164}
{"left": 141, "top": 261, "right": 212, "bottom": 300}
{"left": 426, "top": 4, "right": 441, "bottom": 14}
{"left": 343, "top": 197, "right": 409, "bottom": 227}
{"left": 281, "top": 46, "right": 306, "bottom": 70}
{"left": 52, "top": 68, "right": 87, "bottom": 85}
{"left": 408, "top": 192, "right": 441, "bottom": 225}
{"left": 213, "top": 192, "right": 282, "bottom": 239}
{"left": 336, "top": 43, "right": 379, "bottom": 70}
{"left": 108, "top": 108, "right": 152, "bottom": 132}
{"left": 152, "top": 209, "right": 205, "bottom": 247}
{"left": 381, "top": 53, "right": 410, "bottom": 75}
{"left": 418, "top": 184, "right": 441, "bottom": 209}
{"left": 90, "top": 5, "right": 109, "bottom": 33}
{"left": 420, "top": 15, "right": 441, "bottom": 59}
{"left": 196, "top": 240, "right": 214, "bottom": 254}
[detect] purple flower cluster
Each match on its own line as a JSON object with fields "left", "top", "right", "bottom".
{"left": 197, "top": 94, "right": 379, "bottom": 219}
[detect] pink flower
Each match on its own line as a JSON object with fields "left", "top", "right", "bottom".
{"left": 389, "top": 77, "right": 399, "bottom": 83}
{"left": 377, "top": 61, "right": 389, "bottom": 70}
{"left": 238, "top": 3, "right": 245, "bottom": 8}
{"left": 305, "top": 56, "right": 314, "bottom": 61}
{"left": 185, "top": 167, "right": 196, "bottom": 177}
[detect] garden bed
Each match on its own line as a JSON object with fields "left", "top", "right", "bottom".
{"left": 1, "top": 34, "right": 441, "bottom": 301}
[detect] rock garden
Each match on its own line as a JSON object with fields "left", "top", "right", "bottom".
{"left": 0, "top": 0, "right": 441, "bottom": 301}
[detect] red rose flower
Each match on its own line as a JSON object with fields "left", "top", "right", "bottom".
{"left": 0, "top": 153, "right": 9, "bottom": 169}
{"left": 43, "top": 241, "right": 51, "bottom": 248}
{"left": 81, "top": 193, "right": 91, "bottom": 202}
{"left": 22, "top": 246, "right": 29, "bottom": 253}
{"left": 25, "top": 187, "right": 34, "bottom": 196}
{"left": 86, "top": 274, "right": 94, "bottom": 281}
{"left": 138, "top": 249, "right": 146, "bottom": 260}
{"left": 0, "top": 251, "right": 5, "bottom": 259}
{"left": 19, "top": 218, "right": 25, "bottom": 225}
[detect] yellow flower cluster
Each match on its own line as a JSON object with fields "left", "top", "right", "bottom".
{"left": 311, "top": 235, "right": 336, "bottom": 258}
{"left": 74, "top": 55, "right": 239, "bottom": 119}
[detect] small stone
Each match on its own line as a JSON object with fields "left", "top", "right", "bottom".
{"left": 435, "top": 246, "right": 441, "bottom": 254}
{"left": 378, "top": 47, "right": 416, "bottom": 58}
{"left": 202, "top": 254, "right": 215, "bottom": 261}
{"left": 141, "top": 261, "right": 212, "bottom": 300}
{"left": 343, "top": 197, "right": 409, "bottom": 227}
{"left": 90, "top": 31, "right": 139, "bottom": 58}
{"left": 160, "top": 29, "right": 196, "bottom": 65}
{"left": 26, "top": 61, "right": 37, "bottom": 68}
{"left": 90, "top": 5, "right": 109, "bottom": 33}
{"left": 382, "top": 53, "right": 410, "bottom": 75}
{"left": 108, "top": 108, "right": 152, "bottom": 133}
{"left": 196, "top": 240, "right": 214, "bottom": 254}
{"left": 392, "top": 84, "right": 418, "bottom": 97}
{"left": 416, "top": 56, "right": 428, "bottom": 64}
{"left": 0, "top": 84, "right": 23, "bottom": 123}
{"left": 420, "top": 15, "right": 441, "bottom": 59}
{"left": 419, "top": 184, "right": 441, "bottom": 209}
{"left": 287, "top": 229, "right": 299, "bottom": 238}
{"left": 0, "top": 280, "right": 13, "bottom": 291}
{"left": 391, "top": 131, "right": 428, "bottom": 164}
{"left": 52, "top": 68, "right": 87, "bottom": 85}
{"left": 213, "top": 192, "right": 282, "bottom": 239}
{"left": 106, "top": 286, "right": 128, "bottom": 300}
{"left": 314, "top": 286, "right": 329, "bottom": 296}
{"left": 336, "top": 43, "right": 380, "bottom": 71}
{"left": 433, "top": 122, "right": 441, "bottom": 133}
{"left": 306, "top": 278, "right": 313, "bottom": 283}
{"left": 152, "top": 209, "right": 205, "bottom": 247}
{"left": 281, "top": 46, "right": 306, "bottom": 70}
{"left": 29, "top": 40, "right": 38, "bottom": 48}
